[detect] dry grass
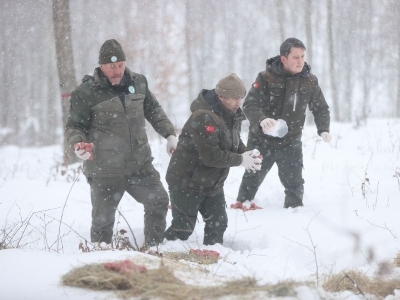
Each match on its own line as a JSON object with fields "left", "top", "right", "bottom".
{"left": 394, "top": 252, "right": 400, "bottom": 267}
{"left": 323, "top": 270, "right": 400, "bottom": 299}
{"left": 62, "top": 259, "right": 301, "bottom": 300}
{"left": 163, "top": 251, "right": 219, "bottom": 265}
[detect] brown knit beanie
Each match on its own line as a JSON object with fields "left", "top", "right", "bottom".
{"left": 215, "top": 73, "right": 246, "bottom": 99}
{"left": 98, "top": 39, "right": 126, "bottom": 64}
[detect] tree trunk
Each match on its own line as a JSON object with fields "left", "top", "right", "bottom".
{"left": 396, "top": 4, "right": 400, "bottom": 118}
{"left": 397, "top": 42, "right": 400, "bottom": 118}
{"left": 360, "top": 0, "right": 372, "bottom": 123}
{"left": 327, "top": 0, "right": 340, "bottom": 121}
{"left": 274, "top": 0, "right": 285, "bottom": 41}
{"left": 52, "top": 0, "right": 77, "bottom": 162}
{"left": 304, "top": 0, "right": 313, "bottom": 66}
{"left": 185, "top": 0, "right": 194, "bottom": 104}
{"left": 304, "top": 0, "right": 314, "bottom": 125}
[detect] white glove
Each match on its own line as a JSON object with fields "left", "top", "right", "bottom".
{"left": 320, "top": 132, "right": 332, "bottom": 143}
{"left": 260, "top": 118, "right": 277, "bottom": 134}
{"left": 166, "top": 135, "right": 178, "bottom": 155}
{"left": 240, "top": 150, "right": 262, "bottom": 173}
{"left": 75, "top": 149, "right": 91, "bottom": 160}
{"left": 74, "top": 142, "right": 93, "bottom": 160}
{"left": 265, "top": 119, "right": 288, "bottom": 138}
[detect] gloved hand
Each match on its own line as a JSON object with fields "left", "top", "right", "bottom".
{"left": 74, "top": 142, "right": 94, "bottom": 160}
{"left": 166, "top": 135, "right": 178, "bottom": 155}
{"left": 320, "top": 132, "right": 332, "bottom": 143}
{"left": 240, "top": 150, "right": 262, "bottom": 173}
{"left": 260, "top": 118, "right": 277, "bottom": 134}
{"left": 250, "top": 149, "right": 263, "bottom": 159}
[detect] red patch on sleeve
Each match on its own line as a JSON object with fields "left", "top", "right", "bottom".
{"left": 205, "top": 125, "right": 215, "bottom": 133}
{"left": 253, "top": 82, "right": 260, "bottom": 89}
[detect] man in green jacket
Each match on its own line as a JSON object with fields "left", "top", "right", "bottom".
{"left": 164, "top": 73, "right": 262, "bottom": 245}
{"left": 233, "top": 38, "right": 331, "bottom": 209}
{"left": 65, "top": 39, "right": 178, "bottom": 248}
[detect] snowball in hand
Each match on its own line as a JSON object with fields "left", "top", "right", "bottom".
{"left": 266, "top": 119, "right": 288, "bottom": 138}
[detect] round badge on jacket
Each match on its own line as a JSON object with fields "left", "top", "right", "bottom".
{"left": 129, "top": 86, "right": 135, "bottom": 93}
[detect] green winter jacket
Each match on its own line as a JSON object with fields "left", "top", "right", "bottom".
{"left": 65, "top": 67, "right": 175, "bottom": 177}
{"left": 166, "top": 89, "right": 248, "bottom": 194}
{"left": 244, "top": 56, "right": 330, "bottom": 148}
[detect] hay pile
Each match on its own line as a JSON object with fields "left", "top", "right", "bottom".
{"left": 395, "top": 252, "right": 400, "bottom": 267}
{"left": 62, "top": 261, "right": 190, "bottom": 299}
{"left": 323, "top": 270, "right": 400, "bottom": 299}
{"left": 163, "top": 251, "right": 219, "bottom": 265}
{"left": 62, "top": 258, "right": 300, "bottom": 300}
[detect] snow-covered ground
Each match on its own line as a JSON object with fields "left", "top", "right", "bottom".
{"left": 1, "top": 119, "right": 400, "bottom": 300}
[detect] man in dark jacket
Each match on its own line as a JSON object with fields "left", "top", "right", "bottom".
{"left": 65, "top": 39, "right": 178, "bottom": 248}
{"left": 164, "top": 73, "right": 262, "bottom": 245}
{"left": 233, "top": 38, "right": 331, "bottom": 209}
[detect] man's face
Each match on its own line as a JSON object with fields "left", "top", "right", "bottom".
{"left": 100, "top": 61, "right": 126, "bottom": 85}
{"left": 218, "top": 96, "right": 242, "bottom": 113}
{"left": 281, "top": 47, "right": 305, "bottom": 75}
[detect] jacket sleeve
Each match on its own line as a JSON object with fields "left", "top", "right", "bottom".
{"left": 308, "top": 75, "right": 330, "bottom": 135}
{"left": 243, "top": 72, "right": 269, "bottom": 127}
{"left": 65, "top": 89, "right": 91, "bottom": 148}
{"left": 237, "top": 138, "right": 249, "bottom": 154}
{"left": 142, "top": 76, "right": 176, "bottom": 138}
{"left": 188, "top": 113, "right": 243, "bottom": 168}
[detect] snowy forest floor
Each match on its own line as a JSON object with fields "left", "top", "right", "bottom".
{"left": 1, "top": 118, "right": 400, "bottom": 300}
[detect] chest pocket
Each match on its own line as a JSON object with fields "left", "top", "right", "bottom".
{"left": 218, "top": 124, "right": 231, "bottom": 151}
{"left": 91, "top": 97, "right": 125, "bottom": 126}
{"left": 125, "top": 94, "right": 147, "bottom": 144}
{"left": 270, "top": 84, "right": 285, "bottom": 97}
{"left": 266, "top": 83, "right": 285, "bottom": 117}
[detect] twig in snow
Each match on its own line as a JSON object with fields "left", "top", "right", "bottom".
{"left": 57, "top": 173, "right": 80, "bottom": 252}
{"left": 341, "top": 272, "right": 366, "bottom": 297}
{"left": 117, "top": 209, "right": 139, "bottom": 251}
{"left": 283, "top": 211, "right": 321, "bottom": 285}
{"left": 366, "top": 220, "right": 397, "bottom": 238}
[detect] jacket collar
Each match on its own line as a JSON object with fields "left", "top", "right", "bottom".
{"left": 266, "top": 55, "right": 311, "bottom": 78}
{"left": 92, "top": 67, "right": 137, "bottom": 88}
{"left": 190, "top": 89, "right": 246, "bottom": 122}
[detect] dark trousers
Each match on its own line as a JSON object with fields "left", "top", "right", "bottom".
{"left": 164, "top": 188, "right": 228, "bottom": 245}
{"left": 88, "top": 165, "right": 169, "bottom": 245}
{"left": 237, "top": 140, "right": 305, "bottom": 208}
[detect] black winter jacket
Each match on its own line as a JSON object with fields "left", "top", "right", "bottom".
{"left": 244, "top": 56, "right": 330, "bottom": 148}
{"left": 65, "top": 67, "right": 175, "bottom": 177}
{"left": 166, "top": 90, "right": 248, "bottom": 195}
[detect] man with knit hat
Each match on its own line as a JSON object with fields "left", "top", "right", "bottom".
{"left": 164, "top": 73, "right": 262, "bottom": 245}
{"left": 65, "top": 39, "right": 178, "bottom": 249}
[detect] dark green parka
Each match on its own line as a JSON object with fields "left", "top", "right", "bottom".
{"left": 244, "top": 56, "right": 330, "bottom": 148}
{"left": 65, "top": 67, "right": 175, "bottom": 177}
{"left": 166, "top": 90, "right": 248, "bottom": 194}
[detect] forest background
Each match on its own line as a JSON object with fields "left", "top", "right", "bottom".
{"left": 0, "top": 0, "right": 399, "bottom": 147}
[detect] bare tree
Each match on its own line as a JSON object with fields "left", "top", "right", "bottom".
{"left": 327, "top": 0, "right": 340, "bottom": 121}
{"left": 398, "top": 27, "right": 400, "bottom": 118}
{"left": 185, "top": 0, "right": 195, "bottom": 103}
{"left": 394, "top": 1, "right": 400, "bottom": 118}
{"left": 304, "top": 0, "right": 315, "bottom": 125}
{"left": 336, "top": 1, "right": 355, "bottom": 122}
{"left": 359, "top": 0, "right": 373, "bottom": 123}
{"left": 274, "top": 0, "right": 286, "bottom": 41}
{"left": 304, "top": 0, "right": 313, "bottom": 66}
{"left": 52, "top": 0, "right": 77, "bottom": 161}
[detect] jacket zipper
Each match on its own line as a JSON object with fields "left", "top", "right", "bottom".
{"left": 293, "top": 93, "right": 297, "bottom": 112}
